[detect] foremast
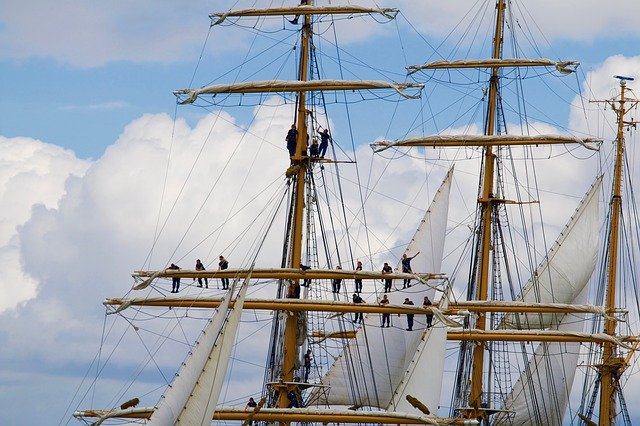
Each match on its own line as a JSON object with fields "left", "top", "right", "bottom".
{"left": 596, "top": 76, "right": 638, "bottom": 425}
{"left": 277, "top": 0, "right": 311, "bottom": 411}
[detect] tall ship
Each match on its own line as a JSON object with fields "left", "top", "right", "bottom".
{"left": 70, "top": 1, "right": 639, "bottom": 425}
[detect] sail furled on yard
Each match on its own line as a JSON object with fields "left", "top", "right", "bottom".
{"left": 501, "top": 177, "right": 601, "bottom": 329}
{"left": 310, "top": 169, "right": 452, "bottom": 410}
{"left": 149, "top": 279, "right": 248, "bottom": 426}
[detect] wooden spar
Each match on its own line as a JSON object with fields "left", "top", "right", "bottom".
{"left": 209, "top": 5, "right": 398, "bottom": 24}
{"left": 175, "top": 80, "right": 421, "bottom": 104}
{"left": 371, "top": 134, "right": 601, "bottom": 152}
{"left": 407, "top": 58, "right": 578, "bottom": 72}
{"left": 104, "top": 297, "right": 607, "bottom": 317}
{"left": 75, "top": 407, "right": 479, "bottom": 425}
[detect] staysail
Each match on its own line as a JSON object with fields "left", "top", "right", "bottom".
{"left": 492, "top": 178, "right": 602, "bottom": 424}
{"left": 500, "top": 177, "right": 601, "bottom": 329}
{"left": 309, "top": 168, "right": 452, "bottom": 409}
{"left": 148, "top": 278, "right": 249, "bottom": 425}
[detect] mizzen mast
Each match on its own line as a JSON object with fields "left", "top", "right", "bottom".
{"left": 596, "top": 75, "right": 638, "bottom": 425}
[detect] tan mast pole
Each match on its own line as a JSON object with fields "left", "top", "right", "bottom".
{"left": 598, "top": 77, "right": 630, "bottom": 425}
{"left": 466, "top": 0, "right": 505, "bottom": 420}
{"left": 276, "top": 0, "right": 312, "bottom": 411}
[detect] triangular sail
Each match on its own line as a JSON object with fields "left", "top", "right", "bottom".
{"left": 501, "top": 177, "right": 601, "bottom": 329}
{"left": 149, "top": 278, "right": 249, "bottom": 425}
{"left": 387, "top": 291, "right": 450, "bottom": 415}
{"left": 309, "top": 169, "right": 452, "bottom": 408}
{"left": 494, "top": 285, "right": 589, "bottom": 425}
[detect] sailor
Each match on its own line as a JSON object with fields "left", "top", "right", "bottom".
{"left": 303, "top": 349, "right": 313, "bottom": 382}
{"left": 245, "top": 397, "right": 258, "bottom": 425}
{"left": 354, "top": 260, "right": 363, "bottom": 293}
{"left": 352, "top": 293, "right": 364, "bottom": 323}
{"left": 381, "top": 262, "right": 393, "bottom": 293}
{"left": 195, "top": 259, "right": 208, "bottom": 288}
{"left": 167, "top": 263, "right": 181, "bottom": 293}
{"left": 317, "top": 127, "right": 331, "bottom": 157}
{"left": 379, "top": 294, "right": 390, "bottom": 327}
{"left": 332, "top": 265, "right": 343, "bottom": 293}
{"left": 286, "top": 124, "right": 298, "bottom": 157}
{"left": 403, "top": 297, "right": 415, "bottom": 331}
{"left": 310, "top": 137, "right": 319, "bottom": 157}
{"left": 218, "top": 255, "right": 229, "bottom": 289}
{"left": 423, "top": 296, "right": 433, "bottom": 328}
{"left": 301, "top": 264, "right": 312, "bottom": 287}
{"left": 401, "top": 251, "right": 420, "bottom": 288}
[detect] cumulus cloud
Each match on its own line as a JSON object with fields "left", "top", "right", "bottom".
{"left": 2, "top": 53, "right": 640, "bottom": 423}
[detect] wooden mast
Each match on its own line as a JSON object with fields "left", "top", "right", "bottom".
{"left": 276, "top": 0, "right": 312, "bottom": 411}
{"left": 465, "top": 0, "right": 505, "bottom": 420}
{"left": 598, "top": 76, "right": 636, "bottom": 425}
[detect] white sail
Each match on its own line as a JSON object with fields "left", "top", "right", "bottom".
{"left": 494, "top": 285, "right": 588, "bottom": 425}
{"left": 387, "top": 291, "right": 450, "bottom": 415}
{"left": 149, "top": 278, "right": 248, "bottom": 426}
{"left": 310, "top": 168, "right": 452, "bottom": 408}
{"left": 501, "top": 177, "right": 601, "bottom": 329}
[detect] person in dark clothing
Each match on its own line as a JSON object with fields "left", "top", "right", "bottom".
{"left": 381, "top": 262, "right": 393, "bottom": 293}
{"left": 218, "top": 255, "right": 229, "bottom": 289}
{"left": 301, "top": 264, "right": 312, "bottom": 287}
{"left": 303, "top": 349, "right": 312, "bottom": 382}
{"left": 167, "top": 263, "right": 180, "bottom": 293}
{"left": 195, "top": 259, "right": 208, "bottom": 288}
{"left": 352, "top": 293, "right": 364, "bottom": 323}
{"left": 332, "top": 265, "right": 342, "bottom": 293}
{"left": 287, "top": 390, "right": 300, "bottom": 408}
{"left": 379, "top": 294, "right": 390, "bottom": 327}
{"left": 423, "top": 296, "right": 433, "bottom": 328}
{"left": 318, "top": 127, "right": 331, "bottom": 157}
{"left": 310, "top": 137, "right": 319, "bottom": 157}
{"left": 354, "top": 260, "right": 363, "bottom": 293}
{"left": 403, "top": 297, "right": 415, "bottom": 330}
{"left": 401, "top": 251, "right": 420, "bottom": 288}
{"left": 286, "top": 124, "right": 298, "bottom": 157}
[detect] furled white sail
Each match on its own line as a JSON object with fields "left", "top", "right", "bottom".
{"left": 309, "top": 169, "right": 452, "bottom": 408}
{"left": 501, "top": 177, "right": 601, "bottom": 329}
{"left": 148, "top": 278, "right": 248, "bottom": 425}
{"left": 494, "top": 285, "right": 588, "bottom": 425}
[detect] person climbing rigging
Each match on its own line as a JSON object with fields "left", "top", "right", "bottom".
{"left": 317, "top": 127, "right": 332, "bottom": 157}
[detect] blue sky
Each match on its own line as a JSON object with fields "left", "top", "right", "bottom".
{"left": 2, "top": 1, "right": 640, "bottom": 425}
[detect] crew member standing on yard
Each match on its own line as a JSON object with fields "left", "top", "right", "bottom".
{"left": 245, "top": 397, "right": 258, "bottom": 425}
{"left": 403, "top": 297, "right": 415, "bottom": 331}
{"left": 354, "top": 260, "right": 363, "bottom": 293}
{"left": 381, "top": 262, "right": 393, "bottom": 293}
{"left": 423, "top": 296, "right": 433, "bottom": 328}
{"left": 167, "top": 263, "right": 181, "bottom": 293}
{"left": 401, "top": 251, "right": 420, "bottom": 288}
{"left": 379, "top": 294, "right": 390, "bottom": 327}
{"left": 303, "top": 349, "right": 312, "bottom": 382}
{"left": 218, "top": 255, "right": 229, "bottom": 289}
{"left": 286, "top": 124, "right": 298, "bottom": 157}
{"left": 195, "top": 259, "right": 208, "bottom": 288}
{"left": 318, "top": 127, "right": 332, "bottom": 157}
{"left": 310, "top": 137, "right": 319, "bottom": 157}
{"left": 352, "top": 293, "right": 365, "bottom": 323}
{"left": 332, "top": 265, "right": 343, "bottom": 293}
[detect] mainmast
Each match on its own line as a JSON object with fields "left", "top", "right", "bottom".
{"left": 466, "top": 0, "right": 506, "bottom": 420}
{"left": 596, "top": 76, "right": 638, "bottom": 425}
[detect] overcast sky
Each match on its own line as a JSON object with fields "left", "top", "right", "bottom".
{"left": 2, "top": 1, "right": 640, "bottom": 424}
